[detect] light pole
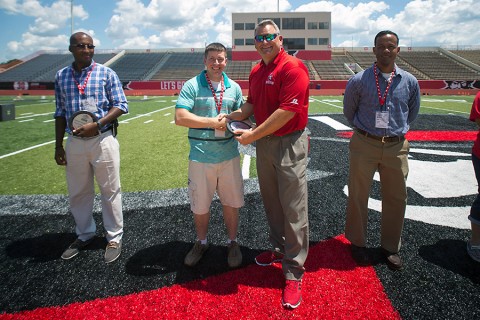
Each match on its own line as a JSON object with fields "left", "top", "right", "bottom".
{"left": 71, "top": 0, "right": 74, "bottom": 35}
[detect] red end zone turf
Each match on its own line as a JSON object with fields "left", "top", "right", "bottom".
{"left": 0, "top": 235, "right": 399, "bottom": 320}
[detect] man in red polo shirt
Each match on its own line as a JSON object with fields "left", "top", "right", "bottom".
{"left": 226, "top": 19, "right": 310, "bottom": 309}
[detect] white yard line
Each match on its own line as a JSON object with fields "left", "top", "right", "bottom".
{"left": 242, "top": 155, "right": 251, "bottom": 179}
{"left": 421, "top": 105, "right": 469, "bottom": 114}
{"left": 119, "top": 106, "right": 174, "bottom": 123}
{"left": 0, "top": 140, "right": 61, "bottom": 159}
{"left": 309, "top": 115, "right": 351, "bottom": 130}
{"left": 310, "top": 97, "right": 343, "bottom": 109}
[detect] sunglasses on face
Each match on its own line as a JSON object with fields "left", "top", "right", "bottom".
{"left": 254, "top": 33, "right": 279, "bottom": 42}
{"left": 73, "top": 44, "right": 95, "bottom": 49}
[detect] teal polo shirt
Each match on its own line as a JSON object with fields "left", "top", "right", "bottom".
{"left": 176, "top": 71, "right": 244, "bottom": 163}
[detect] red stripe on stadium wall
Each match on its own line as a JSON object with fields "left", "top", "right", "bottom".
{"left": 337, "top": 131, "right": 477, "bottom": 141}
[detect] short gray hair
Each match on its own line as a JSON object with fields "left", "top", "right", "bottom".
{"left": 254, "top": 19, "right": 280, "bottom": 36}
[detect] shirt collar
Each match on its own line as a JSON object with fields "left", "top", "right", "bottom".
{"left": 199, "top": 70, "right": 231, "bottom": 88}
{"left": 70, "top": 60, "right": 95, "bottom": 73}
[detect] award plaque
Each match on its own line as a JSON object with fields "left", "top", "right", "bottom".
{"left": 226, "top": 120, "right": 252, "bottom": 136}
{"left": 69, "top": 110, "right": 98, "bottom": 131}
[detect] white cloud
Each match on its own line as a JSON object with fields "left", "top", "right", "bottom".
{"left": 105, "top": 0, "right": 290, "bottom": 48}
{"left": 0, "top": 0, "right": 479, "bottom": 62}
{"left": 7, "top": 32, "right": 67, "bottom": 54}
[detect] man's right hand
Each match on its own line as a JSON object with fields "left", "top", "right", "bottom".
{"left": 54, "top": 147, "right": 67, "bottom": 165}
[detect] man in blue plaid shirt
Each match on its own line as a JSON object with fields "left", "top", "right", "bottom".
{"left": 54, "top": 32, "right": 128, "bottom": 264}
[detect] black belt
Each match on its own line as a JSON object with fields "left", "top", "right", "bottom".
{"left": 355, "top": 128, "right": 404, "bottom": 143}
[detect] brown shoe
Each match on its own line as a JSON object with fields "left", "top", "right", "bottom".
{"left": 227, "top": 241, "right": 242, "bottom": 268}
{"left": 350, "top": 244, "right": 370, "bottom": 266}
{"left": 383, "top": 249, "right": 403, "bottom": 270}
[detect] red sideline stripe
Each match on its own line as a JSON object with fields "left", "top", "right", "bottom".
{"left": 337, "top": 130, "right": 477, "bottom": 141}
{"left": 0, "top": 235, "right": 399, "bottom": 320}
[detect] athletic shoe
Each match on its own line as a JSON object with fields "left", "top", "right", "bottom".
{"left": 467, "top": 240, "right": 480, "bottom": 262}
{"left": 255, "top": 250, "right": 284, "bottom": 266}
{"left": 227, "top": 241, "right": 242, "bottom": 268}
{"left": 184, "top": 241, "right": 209, "bottom": 267}
{"left": 61, "top": 238, "right": 94, "bottom": 260}
{"left": 104, "top": 240, "right": 122, "bottom": 264}
{"left": 282, "top": 279, "right": 302, "bottom": 309}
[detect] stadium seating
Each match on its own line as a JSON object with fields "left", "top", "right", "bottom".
{"left": 0, "top": 48, "right": 479, "bottom": 83}
{"left": 0, "top": 53, "right": 117, "bottom": 82}
{"left": 149, "top": 52, "right": 204, "bottom": 80}
{"left": 399, "top": 51, "right": 479, "bottom": 80}
{"left": 108, "top": 52, "right": 166, "bottom": 82}
{"left": 310, "top": 55, "right": 354, "bottom": 80}
{"left": 224, "top": 61, "right": 258, "bottom": 80}
{"left": 450, "top": 50, "right": 480, "bottom": 66}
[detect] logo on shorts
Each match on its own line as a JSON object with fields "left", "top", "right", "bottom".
{"left": 291, "top": 99, "right": 299, "bottom": 105}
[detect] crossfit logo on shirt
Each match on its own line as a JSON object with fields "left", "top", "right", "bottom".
{"left": 290, "top": 99, "right": 299, "bottom": 105}
{"left": 265, "top": 74, "right": 274, "bottom": 85}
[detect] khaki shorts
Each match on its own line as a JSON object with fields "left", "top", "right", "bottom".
{"left": 188, "top": 157, "right": 244, "bottom": 214}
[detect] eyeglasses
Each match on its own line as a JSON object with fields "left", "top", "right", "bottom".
{"left": 73, "top": 44, "right": 95, "bottom": 49}
{"left": 254, "top": 33, "right": 279, "bottom": 42}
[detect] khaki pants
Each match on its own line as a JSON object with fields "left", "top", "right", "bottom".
{"left": 345, "top": 132, "right": 409, "bottom": 253}
{"left": 256, "top": 130, "right": 309, "bottom": 280}
{"left": 65, "top": 131, "right": 123, "bottom": 243}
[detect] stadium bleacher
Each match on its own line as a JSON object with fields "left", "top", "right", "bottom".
{"left": 400, "top": 51, "right": 480, "bottom": 80}
{"left": 0, "top": 48, "right": 479, "bottom": 83}
{"left": 450, "top": 50, "right": 480, "bottom": 67}
{"left": 149, "top": 52, "right": 204, "bottom": 80}
{"left": 108, "top": 52, "right": 167, "bottom": 82}
{"left": 0, "top": 53, "right": 117, "bottom": 82}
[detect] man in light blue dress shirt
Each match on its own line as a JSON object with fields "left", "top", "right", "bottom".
{"left": 343, "top": 30, "right": 420, "bottom": 270}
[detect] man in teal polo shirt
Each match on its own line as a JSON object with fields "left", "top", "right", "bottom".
{"left": 175, "top": 42, "right": 244, "bottom": 268}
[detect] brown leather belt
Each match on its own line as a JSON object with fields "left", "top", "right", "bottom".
{"left": 355, "top": 128, "right": 404, "bottom": 143}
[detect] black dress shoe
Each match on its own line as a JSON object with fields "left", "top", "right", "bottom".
{"left": 383, "top": 249, "right": 403, "bottom": 270}
{"left": 351, "top": 244, "right": 370, "bottom": 266}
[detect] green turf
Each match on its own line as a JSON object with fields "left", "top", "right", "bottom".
{"left": 0, "top": 95, "right": 474, "bottom": 195}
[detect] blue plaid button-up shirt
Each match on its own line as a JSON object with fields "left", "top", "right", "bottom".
{"left": 54, "top": 60, "right": 128, "bottom": 133}
{"left": 343, "top": 63, "right": 420, "bottom": 137}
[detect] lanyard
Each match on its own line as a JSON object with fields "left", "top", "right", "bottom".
{"left": 374, "top": 63, "right": 395, "bottom": 106}
{"left": 205, "top": 72, "right": 224, "bottom": 114}
{"left": 72, "top": 62, "right": 96, "bottom": 96}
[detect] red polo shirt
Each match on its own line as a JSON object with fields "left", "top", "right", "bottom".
{"left": 470, "top": 91, "right": 480, "bottom": 158}
{"left": 247, "top": 49, "right": 310, "bottom": 136}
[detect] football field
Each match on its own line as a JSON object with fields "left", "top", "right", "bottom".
{"left": 0, "top": 95, "right": 479, "bottom": 319}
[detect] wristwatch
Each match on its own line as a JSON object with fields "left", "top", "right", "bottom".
{"left": 97, "top": 120, "right": 102, "bottom": 131}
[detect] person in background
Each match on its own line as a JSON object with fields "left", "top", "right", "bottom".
{"left": 175, "top": 42, "right": 244, "bottom": 268}
{"left": 226, "top": 19, "right": 310, "bottom": 309}
{"left": 54, "top": 32, "right": 128, "bottom": 264}
{"left": 467, "top": 90, "right": 480, "bottom": 263}
{"left": 343, "top": 30, "right": 420, "bottom": 270}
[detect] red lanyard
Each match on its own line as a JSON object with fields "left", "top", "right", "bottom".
{"left": 374, "top": 63, "right": 395, "bottom": 106}
{"left": 205, "top": 72, "right": 224, "bottom": 114}
{"left": 72, "top": 62, "right": 96, "bottom": 95}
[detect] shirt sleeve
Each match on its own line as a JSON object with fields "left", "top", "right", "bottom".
{"left": 470, "top": 92, "right": 480, "bottom": 121}
{"left": 278, "top": 62, "right": 309, "bottom": 113}
{"left": 343, "top": 77, "right": 359, "bottom": 126}
{"left": 176, "top": 79, "right": 195, "bottom": 111}
{"left": 54, "top": 70, "right": 66, "bottom": 118}
{"left": 107, "top": 70, "right": 129, "bottom": 114}
{"left": 407, "top": 78, "right": 421, "bottom": 125}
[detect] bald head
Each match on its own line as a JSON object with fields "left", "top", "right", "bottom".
{"left": 69, "top": 32, "right": 92, "bottom": 46}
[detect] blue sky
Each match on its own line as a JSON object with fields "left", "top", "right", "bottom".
{"left": 0, "top": 0, "right": 479, "bottom": 63}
